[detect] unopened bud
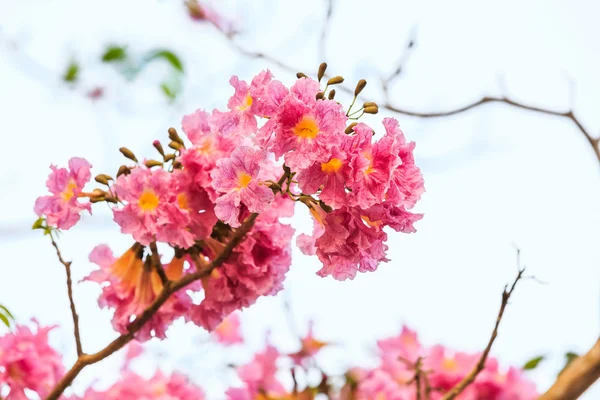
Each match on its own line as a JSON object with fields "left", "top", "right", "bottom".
{"left": 168, "top": 128, "right": 184, "bottom": 145}
{"left": 145, "top": 159, "right": 163, "bottom": 168}
{"left": 317, "top": 62, "right": 327, "bottom": 82}
{"left": 328, "top": 89, "right": 336, "bottom": 100}
{"left": 90, "top": 196, "right": 105, "bottom": 203}
{"left": 168, "top": 141, "right": 183, "bottom": 151}
{"left": 316, "top": 92, "right": 325, "bottom": 100}
{"left": 117, "top": 165, "right": 131, "bottom": 177}
{"left": 363, "top": 102, "right": 377, "bottom": 108}
{"left": 104, "top": 196, "right": 118, "bottom": 204}
{"left": 94, "top": 174, "right": 113, "bottom": 185}
{"left": 91, "top": 188, "right": 106, "bottom": 198}
{"left": 345, "top": 122, "right": 358, "bottom": 134}
{"left": 153, "top": 140, "right": 165, "bottom": 156}
{"left": 327, "top": 76, "right": 344, "bottom": 86}
{"left": 172, "top": 160, "right": 183, "bottom": 169}
{"left": 354, "top": 79, "right": 367, "bottom": 96}
{"left": 119, "top": 147, "right": 138, "bottom": 163}
{"left": 164, "top": 154, "right": 176, "bottom": 162}
{"left": 296, "top": 72, "right": 308, "bottom": 79}
{"left": 364, "top": 105, "right": 379, "bottom": 114}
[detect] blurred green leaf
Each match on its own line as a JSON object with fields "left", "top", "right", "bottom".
{"left": 0, "top": 304, "right": 14, "bottom": 328}
{"left": 0, "top": 313, "right": 9, "bottom": 328}
{"left": 160, "top": 83, "right": 177, "bottom": 101}
{"left": 102, "top": 46, "right": 128, "bottom": 63}
{"left": 523, "top": 355, "right": 545, "bottom": 370}
{"left": 63, "top": 61, "right": 79, "bottom": 83}
{"left": 559, "top": 352, "right": 579, "bottom": 375}
{"left": 32, "top": 217, "right": 45, "bottom": 230}
{"left": 0, "top": 305, "right": 14, "bottom": 319}
{"left": 144, "top": 50, "right": 184, "bottom": 73}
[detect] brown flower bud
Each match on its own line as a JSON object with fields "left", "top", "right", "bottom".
{"left": 317, "top": 62, "right": 327, "bottom": 82}
{"left": 363, "top": 105, "right": 379, "bottom": 114}
{"left": 363, "top": 102, "right": 377, "bottom": 108}
{"left": 168, "top": 127, "right": 184, "bottom": 145}
{"left": 296, "top": 72, "right": 308, "bottom": 79}
{"left": 354, "top": 79, "right": 367, "bottom": 96}
{"left": 104, "top": 196, "right": 118, "bottom": 204}
{"left": 168, "top": 141, "right": 183, "bottom": 151}
{"left": 316, "top": 91, "right": 325, "bottom": 100}
{"left": 91, "top": 188, "right": 106, "bottom": 198}
{"left": 94, "top": 174, "right": 113, "bottom": 185}
{"left": 327, "top": 76, "right": 344, "bottom": 86}
{"left": 117, "top": 165, "right": 131, "bottom": 177}
{"left": 164, "top": 154, "right": 176, "bottom": 162}
{"left": 119, "top": 147, "right": 138, "bottom": 162}
{"left": 172, "top": 160, "right": 183, "bottom": 169}
{"left": 328, "top": 89, "right": 336, "bottom": 100}
{"left": 90, "top": 196, "right": 105, "bottom": 203}
{"left": 153, "top": 140, "right": 165, "bottom": 156}
{"left": 145, "top": 160, "right": 163, "bottom": 168}
{"left": 345, "top": 122, "right": 358, "bottom": 134}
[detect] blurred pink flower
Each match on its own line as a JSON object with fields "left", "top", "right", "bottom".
{"left": 212, "top": 312, "right": 243, "bottom": 345}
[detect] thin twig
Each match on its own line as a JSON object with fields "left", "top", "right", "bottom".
{"left": 149, "top": 241, "right": 169, "bottom": 285}
{"left": 50, "top": 235, "right": 83, "bottom": 357}
{"left": 440, "top": 268, "right": 525, "bottom": 400}
{"left": 319, "top": 0, "right": 334, "bottom": 62}
{"left": 539, "top": 338, "right": 600, "bottom": 400}
{"left": 45, "top": 171, "right": 290, "bottom": 400}
{"left": 381, "top": 26, "right": 417, "bottom": 101}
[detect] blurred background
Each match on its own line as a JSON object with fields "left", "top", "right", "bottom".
{"left": 1, "top": 0, "right": 599, "bottom": 397}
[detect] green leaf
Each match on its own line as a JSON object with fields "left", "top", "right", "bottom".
{"left": 0, "top": 305, "right": 14, "bottom": 320}
{"left": 523, "top": 355, "right": 545, "bottom": 370}
{"left": 102, "top": 46, "right": 128, "bottom": 63}
{"left": 63, "top": 61, "right": 79, "bottom": 83}
{"left": 160, "top": 83, "right": 177, "bottom": 101}
{"left": 144, "top": 50, "right": 184, "bottom": 73}
{"left": 0, "top": 313, "right": 9, "bottom": 328}
{"left": 559, "top": 352, "right": 579, "bottom": 375}
{"left": 32, "top": 217, "right": 45, "bottom": 230}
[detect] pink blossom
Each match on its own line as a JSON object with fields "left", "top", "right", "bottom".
{"left": 213, "top": 312, "right": 244, "bottom": 345}
{"left": 85, "top": 245, "right": 192, "bottom": 341}
{"left": 0, "top": 322, "right": 65, "bottom": 399}
{"left": 83, "top": 370, "right": 205, "bottom": 400}
{"left": 211, "top": 146, "right": 274, "bottom": 227}
{"left": 112, "top": 167, "right": 194, "bottom": 248}
{"left": 226, "top": 345, "right": 287, "bottom": 399}
{"left": 34, "top": 157, "right": 92, "bottom": 230}
{"left": 356, "top": 369, "right": 415, "bottom": 400}
{"left": 260, "top": 77, "right": 347, "bottom": 170}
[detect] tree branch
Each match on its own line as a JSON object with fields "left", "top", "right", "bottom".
{"left": 539, "top": 337, "right": 600, "bottom": 400}
{"left": 440, "top": 268, "right": 525, "bottom": 400}
{"left": 50, "top": 235, "right": 83, "bottom": 357}
{"left": 319, "top": 0, "right": 334, "bottom": 62}
{"left": 46, "top": 170, "right": 290, "bottom": 400}
{"left": 149, "top": 241, "right": 169, "bottom": 285}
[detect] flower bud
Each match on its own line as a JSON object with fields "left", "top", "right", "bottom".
{"left": 172, "top": 160, "right": 183, "bottom": 169}
{"left": 117, "top": 165, "right": 131, "bottom": 177}
{"left": 328, "top": 89, "right": 336, "bottom": 100}
{"left": 144, "top": 160, "right": 163, "bottom": 168}
{"left": 153, "top": 140, "right": 165, "bottom": 156}
{"left": 168, "top": 128, "right": 184, "bottom": 145}
{"left": 327, "top": 76, "right": 344, "bottom": 86}
{"left": 119, "top": 147, "right": 138, "bottom": 163}
{"left": 345, "top": 122, "right": 358, "bottom": 134}
{"left": 164, "top": 154, "right": 176, "bottom": 162}
{"left": 90, "top": 196, "right": 105, "bottom": 203}
{"left": 316, "top": 92, "right": 325, "bottom": 100}
{"left": 296, "top": 72, "right": 308, "bottom": 79}
{"left": 94, "top": 174, "right": 113, "bottom": 185}
{"left": 363, "top": 102, "right": 377, "bottom": 108}
{"left": 354, "top": 79, "right": 367, "bottom": 96}
{"left": 318, "top": 62, "right": 327, "bottom": 82}
{"left": 363, "top": 105, "right": 379, "bottom": 114}
{"left": 104, "top": 196, "right": 118, "bottom": 204}
{"left": 91, "top": 189, "right": 106, "bottom": 198}
{"left": 168, "top": 141, "right": 183, "bottom": 151}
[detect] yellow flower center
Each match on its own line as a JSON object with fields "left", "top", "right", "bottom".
{"left": 443, "top": 357, "right": 458, "bottom": 372}
{"left": 139, "top": 190, "right": 159, "bottom": 212}
{"left": 237, "top": 94, "right": 253, "bottom": 111}
{"left": 237, "top": 172, "right": 252, "bottom": 188}
{"left": 196, "top": 137, "right": 214, "bottom": 155}
{"left": 321, "top": 158, "right": 343, "bottom": 174}
{"left": 363, "top": 151, "right": 375, "bottom": 174}
{"left": 177, "top": 192, "right": 189, "bottom": 210}
{"left": 293, "top": 116, "right": 319, "bottom": 139}
{"left": 61, "top": 180, "right": 78, "bottom": 201}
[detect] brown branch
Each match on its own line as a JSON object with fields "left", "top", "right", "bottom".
{"left": 539, "top": 337, "right": 600, "bottom": 400}
{"left": 319, "top": 0, "right": 334, "bottom": 62}
{"left": 50, "top": 235, "right": 83, "bottom": 357}
{"left": 46, "top": 171, "right": 290, "bottom": 400}
{"left": 149, "top": 241, "right": 169, "bottom": 285}
{"left": 381, "top": 27, "right": 417, "bottom": 101}
{"left": 440, "top": 268, "right": 525, "bottom": 400}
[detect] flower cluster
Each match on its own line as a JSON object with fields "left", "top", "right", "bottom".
{"left": 0, "top": 322, "right": 65, "bottom": 399}
{"left": 34, "top": 66, "right": 424, "bottom": 340}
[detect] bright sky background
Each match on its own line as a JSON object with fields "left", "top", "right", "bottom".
{"left": 1, "top": 0, "right": 599, "bottom": 398}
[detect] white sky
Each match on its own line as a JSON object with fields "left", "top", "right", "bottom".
{"left": 0, "top": 0, "right": 599, "bottom": 398}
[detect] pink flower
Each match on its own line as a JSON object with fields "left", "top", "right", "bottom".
{"left": 83, "top": 370, "right": 205, "bottom": 399}
{"left": 0, "top": 322, "right": 65, "bottom": 399}
{"left": 212, "top": 312, "right": 244, "bottom": 345}
{"left": 112, "top": 167, "right": 194, "bottom": 248}
{"left": 297, "top": 146, "right": 350, "bottom": 209}
{"left": 290, "top": 321, "right": 328, "bottom": 364}
{"left": 211, "top": 146, "right": 274, "bottom": 227}
{"left": 34, "top": 157, "right": 92, "bottom": 229}
{"left": 226, "top": 345, "right": 287, "bottom": 399}
{"left": 356, "top": 369, "right": 415, "bottom": 400}
{"left": 191, "top": 214, "right": 293, "bottom": 331}
{"left": 260, "top": 77, "right": 347, "bottom": 170}
{"left": 85, "top": 245, "right": 192, "bottom": 341}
